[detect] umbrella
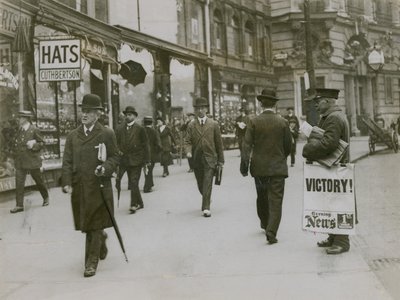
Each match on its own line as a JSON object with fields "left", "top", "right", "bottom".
{"left": 119, "top": 60, "right": 147, "bottom": 86}
{"left": 98, "top": 177, "right": 128, "bottom": 263}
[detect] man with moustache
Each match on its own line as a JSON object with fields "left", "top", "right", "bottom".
{"left": 184, "top": 97, "right": 224, "bottom": 217}
{"left": 61, "top": 94, "right": 120, "bottom": 277}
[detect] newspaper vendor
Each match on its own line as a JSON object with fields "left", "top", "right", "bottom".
{"left": 302, "top": 88, "right": 352, "bottom": 255}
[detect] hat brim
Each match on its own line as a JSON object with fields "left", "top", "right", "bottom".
{"left": 193, "top": 104, "right": 209, "bottom": 108}
{"left": 79, "top": 104, "right": 104, "bottom": 110}
{"left": 257, "top": 95, "right": 279, "bottom": 102}
{"left": 123, "top": 111, "right": 138, "bottom": 116}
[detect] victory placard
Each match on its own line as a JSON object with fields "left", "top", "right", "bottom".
{"left": 303, "top": 163, "right": 356, "bottom": 235}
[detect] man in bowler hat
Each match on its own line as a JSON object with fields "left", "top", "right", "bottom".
{"left": 302, "top": 88, "right": 351, "bottom": 255}
{"left": 61, "top": 94, "right": 120, "bottom": 277}
{"left": 10, "top": 110, "right": 49, "bottom": 213}
{"left": 143, "top": 116, "right": 161, "bottom": 193}
{"left": 240, "top": 89, "right": 292, "bottom": 244}
{"left": 115, "top": 106, "right": 150, "bottom": 213}
{"left": 184, "top": 97, "right": 224, "bottom": 217}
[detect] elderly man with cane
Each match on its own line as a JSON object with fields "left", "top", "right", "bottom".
{"left": 61, "top": 94, "right": 120, "bottom": 277}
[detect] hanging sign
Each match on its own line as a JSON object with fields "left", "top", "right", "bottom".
{"left": 38, "top": 39, "right": 81, "bottom": 81}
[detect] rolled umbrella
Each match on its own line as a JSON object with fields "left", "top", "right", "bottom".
{"left": 98, "top": 177, "right": 128, "bottom": 262}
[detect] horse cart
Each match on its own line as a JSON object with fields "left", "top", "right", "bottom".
{"left": 362, "top": 118, "right": 399, "bottom": 154}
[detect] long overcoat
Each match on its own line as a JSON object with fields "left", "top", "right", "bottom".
{"left": 13, "top": 124, "right": 44, "bottom": 170}
{"left": 158, "top": 126, "right": 175, "bottom": 166}
{"left": 144, "top": 126, "right": 162, "bottom": 163}
{"left": 184, "top": 118, "right": 224, "bottom": 168}
{"left": 241, "top": 111, "right": 292, "bottom": 177}
{"left": 302, "top": 106, "right": 350, "bottom": 163}
{"left": 61, "top": 122, "right": 120, "bottom": 232}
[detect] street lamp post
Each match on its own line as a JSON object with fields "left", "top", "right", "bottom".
{"left": 368, "top": 43, "right": 385, "bottom": 119}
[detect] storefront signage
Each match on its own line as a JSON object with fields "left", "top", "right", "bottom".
{"left": 222, "top": 94, "right": 241, "bottom": 102}
{"left": 38, "top": 39, "right": 81, "bottom": 81}
{"left": 0, "top": 3, "right": 31, "bottom": 36}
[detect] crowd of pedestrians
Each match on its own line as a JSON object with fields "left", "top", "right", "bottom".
{"left": 7, "top": 87, "right": 352, "bottom": 277}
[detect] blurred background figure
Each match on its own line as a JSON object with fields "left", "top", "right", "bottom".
{"left": 156, "top": 117, "right": 176, "bottom": 177}
{"left": 288, "top": 119, "right": 299, "bottom": 167}
{"left": 235, "top": 107, "right": 249, "bottom": 157}
{"left": 143, "top": 116, "right": 161, "bottom": 193}
{"left": 181, "top": 112, "right": 195, "bottom": 172}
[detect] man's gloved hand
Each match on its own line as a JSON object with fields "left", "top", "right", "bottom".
{"left": 62, "top": 185, "right": 72, "bottom": 194}
{"left": 95, "top": 165, "right": 105, "bottom": 176}
{"left": 240, "top": 161, "right": 248, "bottom": 177}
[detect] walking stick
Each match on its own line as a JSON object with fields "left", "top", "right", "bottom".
{"left": 98, "top": 176, "right": 128, "bottom": 263}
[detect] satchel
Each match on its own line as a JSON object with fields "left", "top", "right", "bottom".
{"left": 214, "top": 164, "right": 223, "bottom": 185}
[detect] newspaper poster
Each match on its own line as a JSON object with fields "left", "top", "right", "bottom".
{"left": 303, "top": 163, "right": 356, "bottom": 235}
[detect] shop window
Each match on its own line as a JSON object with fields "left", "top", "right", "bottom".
{"left": 213, "top": 9, "right": 225, "bottom": 51}
{"left": 245, "top": 20, "right": 254, "bottom": 58}
{"left": 385, "top": 76, "right": 393, "bottom": 104}
{"left": 226, "top": 83, "right": 234, "bottom": 92}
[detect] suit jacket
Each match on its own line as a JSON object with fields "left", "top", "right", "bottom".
{"left": 116, "top": 121, "right": 150, "bottom": 167}
{"left": 241, "top": 111, "right": 292, "bottom": 177}
{"left": 302, "top": 106, "right": 350, "bottom": 163}
{"left": 184, "top": 118, "right": 224, "bottom": 168}
{"left": 13, "top": 123, "right": 44, "bottom": 169}
{"left": 61, "top": 122, "right": 120, "bottom": 232}
{"left": 144, "top": 126, "right": 162, "bottom": 162}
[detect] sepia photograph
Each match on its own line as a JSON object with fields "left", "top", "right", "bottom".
{"left": 0, "top": 0, "right": 399, "bottom": 299}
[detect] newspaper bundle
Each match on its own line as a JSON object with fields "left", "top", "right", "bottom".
{"left": 300, "top": 122, "right": 349, "bottom": 168}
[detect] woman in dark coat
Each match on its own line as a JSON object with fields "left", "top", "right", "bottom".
{"left": 157, "top": 118, "right": 175, "bottom": 177}
{"left": 61, "top": 94, "right": 120, "bottom": 277}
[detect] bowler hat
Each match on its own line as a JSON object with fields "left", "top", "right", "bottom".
{"left": 256, "top": 89, "right": 279, "bottom": 102}
{"left": 18, "top": 110, "right": 34, "bottom": 118}
{"left": 79, "top": 94, "right": 104, "bottom": 110}
{"left": 193, "top": 97, "right": 209, "bottom": 107}
{"left": 143, "top": 116, "right": 153, "bottom": 125}
{"left": 314, "top": 88, "right": 340, "bottom": 100}
{"left": 286, "top": 107, "right": 294, "bottom": 111}
{"left": 123, "top": 106, "right": 138, "bottom": 116}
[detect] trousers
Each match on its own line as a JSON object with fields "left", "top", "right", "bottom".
{"left": 193, "top": 156, "right": 215, "bottom": 211}
{"left": 15, "top": 168, "right": 49, "bottom": 207}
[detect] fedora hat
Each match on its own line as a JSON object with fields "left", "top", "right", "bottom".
{"left": 256, "top": 89, "right": 279, "bottom": 102}
{"left": 18, "top": 110, "right": 34, "bottom": 118}
{"left": 123, "top": 106, "right": 138, "bottom": 116}
{"left": 314, "top": 88, "right": 340, "bottom": 100}
{"left": 193, "top": 97, "right": 209, "bottom": 108}
{"left": 79, "top": 94, "right": 103, "bottom": 110}
{"left": 143, "top": 116, "right": 153, "bottom": 125}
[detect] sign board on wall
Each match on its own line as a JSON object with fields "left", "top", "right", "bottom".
{"left": 38, "top": 39, "right": 81, "bottom": 81}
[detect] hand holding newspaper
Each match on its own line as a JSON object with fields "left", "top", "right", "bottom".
{"left": 300, "top": 121, "right": 349, "bottom": 168}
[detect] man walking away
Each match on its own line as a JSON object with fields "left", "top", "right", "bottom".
{"left": 10, "top": 110, "right": 49, "bottom": 213}
{"left": 61, "top": 94, "right": 120, "bottom": 277}
{"left": 184, "top": 97, "right": 224, "bottom": 218}
{"left": 302, "top": 88, "right": 351, "bottom": 255}
{"left": 143, "top": 116, "right": 161, "bottom": 193}
{"left": 240, "top": 89, "right": 292, "bottom": 244}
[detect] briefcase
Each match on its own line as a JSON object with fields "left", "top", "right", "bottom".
{"left": 214, "top": 165, "right": 223, "bottom": 185}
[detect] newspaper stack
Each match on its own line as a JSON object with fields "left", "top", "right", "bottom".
{"left": 300, "top": 121, "right": 349, "bottom": 168}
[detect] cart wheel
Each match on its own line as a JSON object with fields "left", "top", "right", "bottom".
{"left": 392, "top": 132, "right": 399, "bottom": 153}
{"left": 369, "top": 138, "right": 375, "bottom": 154}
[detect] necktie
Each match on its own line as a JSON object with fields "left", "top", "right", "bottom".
{"left": 85, "top": 129, "right": 90, "bottom": 136}
{"left": 127, "top": 125, "right": 132, "bottom": 130}
{"left": 201, "top": 120, "right": 204, "bottom": 126}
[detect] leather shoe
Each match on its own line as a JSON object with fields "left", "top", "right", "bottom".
{"left": 143, "top": 188, "right": 152, "bottom": 193}
{"left": 84, "top": 266, "right": 96, "bottom": 277}
{"left": 10, "top": 207, "right": 24, "bottom": 213}
{"left": 42, "top": 198, "right": 49, "bottom": 206}
{"left": 266, "top": 232, "right": 278, "bottom": 244}
{"left": 202, "top": 210, "right": 211, "bottom": 217}
{"left": 317, "top": 238, "right": 333, "bottom": 248}
{"left": 326, "top": 245, "right": 349, "bottom": 255}
{"left": 100, "top": 232, "right": 108, "bottom": 260}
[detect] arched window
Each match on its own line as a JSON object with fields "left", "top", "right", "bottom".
{"left": 214, "top": 9, "right": 224, "bottom": 51}
{"left": 245, "top": 20, "right": 254, "bottom": 58}
{"left": 232, "top": 15, "right": 240, "bottom": 55}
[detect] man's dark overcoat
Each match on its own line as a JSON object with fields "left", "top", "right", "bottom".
{"left": 13, "top": 124, "right": 44, "bottom": 169}
{"left": 158, "top": 126, "right": 175, "bottom": 166}
{"left": 184, "top": 118, "right": 224, "bottom": 168}
{"left": 61, "top": 122, "right": 120, "bottom": 232}
{"left": 242, "top": 111, "right": 292, "bottom": 177}
{"left": 115, "top": 122, "right": 150, "bottom": 167}
{"left": 144, "top": 126, "right": 162, "bottom": 163}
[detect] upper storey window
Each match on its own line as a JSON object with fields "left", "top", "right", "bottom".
{"left": 214, "top": 9, "right": 225, "bottom": 51}
{"left": 245, "top": 20, "right": 254, "bottom": 58}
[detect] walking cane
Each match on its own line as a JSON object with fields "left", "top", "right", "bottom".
{"left": 97, "top": 175, "right": 128, "bottom": 263}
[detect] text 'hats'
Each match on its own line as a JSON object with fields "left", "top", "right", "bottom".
{"left": 123, "top": 106, "right": 138, "bottom": 116}
{"left": 256, "top": 89, "right": 279, "bottom": 102}
{"left": 18, "top": 110, "right": 34, "bottom": 118}
{"left": 79, "top": 94, "right": 104, "bottom": 110}
{"left": 193, "top": 97, "right": 209, "bottom": 108}
{"left": 314, "top": 88, "right": 340, "bottom": 100}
